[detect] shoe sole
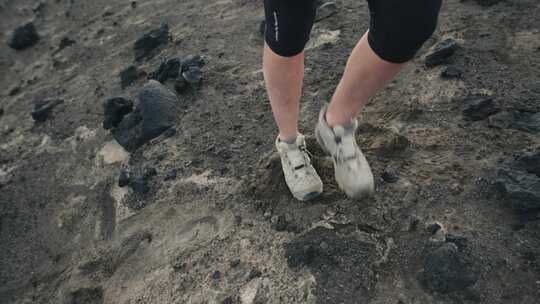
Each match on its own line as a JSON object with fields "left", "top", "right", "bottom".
{"left": 300, "top": 191, "right": 322, "bottom": 201}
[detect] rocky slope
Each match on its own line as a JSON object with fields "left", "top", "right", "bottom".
{"left": 1, "top": 0, "right": 539, "bottom": 303}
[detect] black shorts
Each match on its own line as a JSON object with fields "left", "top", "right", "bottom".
{"left": 263, "top": 0, "right": 442, "bottom": 63}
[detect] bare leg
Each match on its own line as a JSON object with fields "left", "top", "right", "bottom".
{"left": 326, "top": 32, "right": 405, "bottom": 127}
{"left": 263, "top": 43, "right": 304, "bottom": 140}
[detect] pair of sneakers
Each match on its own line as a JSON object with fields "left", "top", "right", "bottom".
{"left": 275, "top": 104, "right": 374, "bottom": 201}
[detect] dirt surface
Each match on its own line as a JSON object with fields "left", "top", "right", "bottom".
{"left": 1, "top": 0, "right": 539, "bottom": 303}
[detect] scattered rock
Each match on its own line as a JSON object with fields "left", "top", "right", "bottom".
{"left": 174, "top": 77, "right": 189, "bottom": 94}
{"left": 32, "top": 99, "right": 64, "bottom": 122}
{"left": 58, "top": 36, "right": 76, "bottom": 51}
{"left": 488, "top": 111, "right": 540, "bottom": 134}
{"left": 427, "top": 222, "right": 443, "bottom": 235}
{"left": 420, "top": 242, "right": 479, "bottom": 293}
{"left": 425, "top": 38, "right": 459, "bottom": 67}
{"left": 7, "top": 22, "right": 40, "bottom": 50}
{"left": 230, "top": 258, "right": 241, "bottom": 268}
{"left": 0, "top": 108, "right": 4, "bottom": 117}
{"left": 316, "top": 1, "right": 338, "bottom": 21}
{"left": 462, "top": 97, "right": 500, "bottom": 121}
{"left": 113, "top": 80, "right": 179, "bottom": 151}
{"left": 271, "top": 214, "right": 287, "bottom": 232}
{"left": 441, "top": 66, "right": 463, "bottom": 79}
{"left": 381, "top": 167, "right": 399, "bottom": 183}
{"left": 134, "top": 23, "right": 169, "bottom": 61}
{"left": 164, "top": 169, "right": 177, "bottom": 181}
{"left": 516, "top": 151, "right": 540, "bottom": 176}
{"left": 150, "top": 58, "right": 181, "bottom": 83}
{"left": 222, "top": 296, "right": 234, "bottom": 304}
{"left": 427, "top": 221, "right": 447, "bottom": 243}
{"left": 118, "top": 169, "right": 131, "bottom": 187}
{"left": 131, "top": 176, "right": 150, "bottom": 194}
{"left": 103, "top": 97, "right": 134, "bottom": 130}
{"left": 182, "top": 67, "right": 203, "bottom": 85}
{"left": 64, "top": 286, "right": 103, "bottom": 304}
{"left": 512, "top": 111, "right": 540, "bottom": 134}
{"left": 181, "top": 55, "right": 205, "bottom": 72}
{"left": 212, "top": 270, "right": 221, "bottom": 280}
{"left": 247, "top": 268, "right": 262, "bottom": 281}
{"left": 119, "top": 66, "right": 139, "bottom": 89}
{"left": 496, "top": 152, "right": 540, "bottom": 211}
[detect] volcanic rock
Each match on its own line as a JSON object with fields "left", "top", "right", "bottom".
{"left": 32, "top": 99, "right": 64, "bottom": 122}
{"left": 182, "top": 67, "right": 202, "bottom": 85}
{"left": 496, "top": 151, "right": 540, "bottom": 211}
{"left": 119, "top": 65, "right": 138, "bottom": 89}
{"left": 118, "top": 169, "right": 131, "bottom": 187}
{"left": 113, "top": 80, "right": 178, "bottom": 151}
{"left": 150, "top": 58, "right": 181, "bottom": 83}
{"left": 181, "top": 55, "right": 205, "bottom": 72}
{"left": 103, "top": 97, "right": 133, "bottom": 129}
{"left": 512, "top": 111, "right": 540, "bottom": 134}
{"left": 7, "top": 22, "right": 40, "bottom": 50}
{"left": 420, "top": 242, "right": 478, "bottom": 293}
{"left": 64, "top": 286, "right": 103, "bottom": 304}
{"left": 381, "top": 167, "right": 399, "bottom": 183}
{"left": 425, "top": 38, "right": 459, "bottom": 67}
{"left": 134, "top": 23, "right": 169, "bottom": 61}
{"left": 462, "top": 97, "right": 500, "bottom": 121}
{"left": 441, "top": 66, "right": 463, "bottom": 79}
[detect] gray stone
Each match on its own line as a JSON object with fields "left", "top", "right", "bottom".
{"left": 421, "top": 242, "right": 478, "bottom": 293}
{"left": 114, "top": 80, "right": 178, "bottom": 151}
{"left": 134, "top": 23, "right": 169, "bottom": 61}
{"left": 463, "top": 97, "right": 500, "bottom": 121}
{"left": 425, "top": 39, "right": 459, "bottom": 67}
{"left": 8, "top": 22, "right": 39, "bottom": 50}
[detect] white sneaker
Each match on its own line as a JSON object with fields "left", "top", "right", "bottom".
{"left": 315, "top": 104, "right": 374, "bottom": 198}
{"left": 275, "top": 134, "right": 323, "bottom": 201}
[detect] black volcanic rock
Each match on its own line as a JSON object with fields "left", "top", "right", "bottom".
{"left": 463, "top": 97, "right": 500, "bottom": 121}
{"left": 381, "top": 167, "right": 399, "bottom": 183}
{"left": 495, "top": 151, "right": 540, "bottom": 211}
{"left": 134, "top": 23, "right": 169, "bottom": 61}
{"left": 420, "top": 242, "right": 479, "bottom": 293}
{"left": 150, "top": 58, "right": 181, "bottom": 83}
{"left": 181, "top": 55, "right": 204, "bottom": 72}
{"left": 512, "top": 111, "right": 540, "bottom": 134}
{"left": 182, "top": 67, "right": 202, "bottom": 85}
{"left": 425, "top": 39, "right": 459, "bottom": 67}
{"left": 441, "top": 66, "right": 463, "bottom": 79}
{"left": 7, "top": 22, "right": 40, "bottom": 50}
{"left": 113, "top": 80, "right": 178, "bottom": 151}
{"left": 120, "top": 66, "right": 139, "bottom": 89}
{"left": 103, "top": 97, "right": 133, "bottom": 129}
{"left": 32, "top": 99, "right": 63, "bottom": 122}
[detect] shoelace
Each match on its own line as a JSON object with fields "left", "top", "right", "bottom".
{"left": 335, "top": 133, "right": 359, "bottom": 170}
{"left": 287, "top": 144, "right": 312, "bottom": 174}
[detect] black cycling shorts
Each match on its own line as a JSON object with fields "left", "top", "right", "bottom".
{"left": 263, "top": 0, "right": 443, "bottom": 63}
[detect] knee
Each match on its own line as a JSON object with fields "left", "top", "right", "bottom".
{"left": 368, "top": 0, "right": 442, "bottom": 63}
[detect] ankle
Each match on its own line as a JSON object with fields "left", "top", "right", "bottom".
{"left": 278, "top": 133, "right": 297, "bottom": 144}
{"left": 325, "top": 105, "right": 353, "bottom": 128}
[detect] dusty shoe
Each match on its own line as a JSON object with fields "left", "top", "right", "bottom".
{"left": 275, "top": 134, "right": 323, "bottom": 201}
{"left": 315, "top": 104, "right": 374, "bottom": 198}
